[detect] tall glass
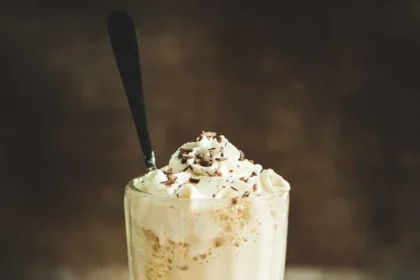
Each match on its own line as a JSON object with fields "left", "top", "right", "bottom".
{"left": 125, "top": 178, "right": 290, "bottom": 280}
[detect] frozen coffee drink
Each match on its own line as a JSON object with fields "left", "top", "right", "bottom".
{"left": 125, "top": 131, "right": 290, "bottom": 280}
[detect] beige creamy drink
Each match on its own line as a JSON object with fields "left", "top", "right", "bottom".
{"left": 125, "top": 132, "right": 290, "bottom": 280}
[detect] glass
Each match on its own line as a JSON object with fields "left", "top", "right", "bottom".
{"left": 125, "top": 178, "right": 290, "bottom": 280}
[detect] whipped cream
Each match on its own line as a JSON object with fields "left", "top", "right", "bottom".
{"left": 133, "top": 132, "right": 290, "bottom": 199}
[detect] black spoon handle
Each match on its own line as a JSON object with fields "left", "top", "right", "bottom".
{"left": 107, "top": 10, "right": 156, "bottom": 169}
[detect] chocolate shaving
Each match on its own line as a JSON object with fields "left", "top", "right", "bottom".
{"left": 180, "top": 148, "right": 193, "bottom": 154}
{"left": 212, "top": 194, "right": 216, "bottom": 198}
{"left": 182, "top": 154, "right": 193, "bottom": 159}
{"left": 216, "top": 157, "right": 227, "bottom": 161}
{"left": 164, "top": 168, "right": 173, "bottom": 175}
{"left": 222, "top": 185, "right": 226, "bottom": 188}
{"left": 231, "top": 186, "right": 238, "bottom": 191}
{"left": 216, "top": 135, "right": 223, "bottom": 143}
{"left": 182, "top": 165, "right": 191, "bottom": 172}
{"left": 160, "top": 176, "right": 177, "bottom": 186}
{"left": 242, "top": 191, "right": 250, "bottom": 198}
{"left": 207, "top": 171, "right": 219, "bottom": 177}
{"left": 189, "top": 178, "right": 200, "bottom": 184}
{"left": 239, "top": 177, "right": 246, "bottom": 182}
{"left": 251, "top": 172, "right": 257, "bottom": 177}
{"left": 181, "top": 158, "right": 187, "bottom": 164}
{"left": 176, "top": 193, "right": 179, "bottom": 198}
{"left": 229, "top": 170, "right": 234, "bottom": 173}
{"left": 200, "top": 159, "right": 212, "bottom": 167}
{"left": 252, "top": 184, "right": 257, "bottom": 192}
{"left": 239, "top": 150, "right": 245, "bottom": 161}
{"left": 179, "top": 148, "right": 193, "bottom": 159}
{"left": 231, "top": 198, "right": 238, "bottom": 205}
{"left": 208, "top": 147, "right": 216, "bottom": 150}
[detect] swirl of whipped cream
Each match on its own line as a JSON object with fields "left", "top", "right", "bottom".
{"left": 134, "top": 132, "right": 290, "bottom": 199}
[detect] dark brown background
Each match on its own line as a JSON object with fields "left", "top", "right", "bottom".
{"left": 1, "top": 0, "right": 420, "bottom": 279}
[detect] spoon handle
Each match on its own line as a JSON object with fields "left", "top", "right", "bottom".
{"left": 107, "top": 10, "right": 156, "bottom": 169}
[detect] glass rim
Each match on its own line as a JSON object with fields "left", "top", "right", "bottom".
{"left": 125, "top": 177, "right": 289, "bottom": 202}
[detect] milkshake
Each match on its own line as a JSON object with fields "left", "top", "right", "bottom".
{"left": 125, "top": 132, "right": 290, "bottom": 280}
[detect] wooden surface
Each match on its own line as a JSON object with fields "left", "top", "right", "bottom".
{"left": 29, "top": 266, "right": 376, "bottom": 280}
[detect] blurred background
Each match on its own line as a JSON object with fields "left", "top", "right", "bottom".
{"left": 1, "top": 0, "right": 420, "bottom": 279}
